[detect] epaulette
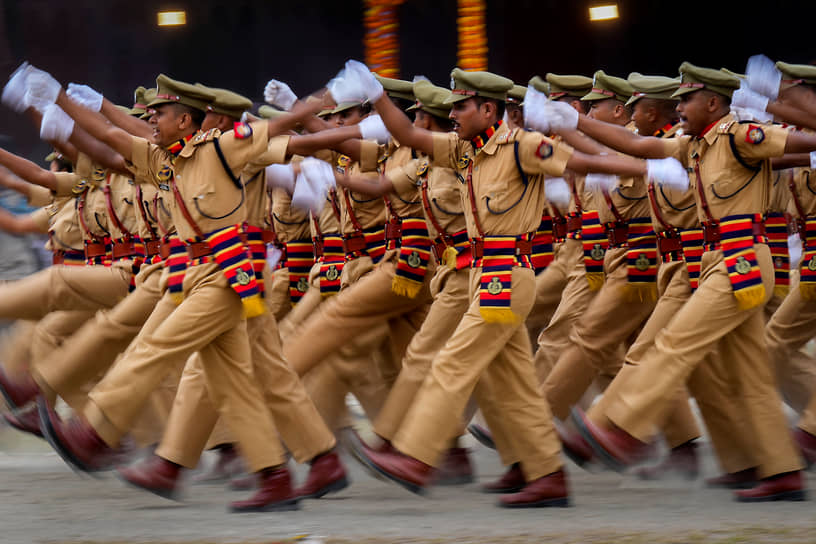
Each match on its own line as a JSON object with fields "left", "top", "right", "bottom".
{"left": 717, "top": 120, "right": 737, "bottom": 134}
{"left": 496, "top": 128, "right": 520, "bottom": 144}
{"left": 192, "top": 128, "right": 219, "bottom": 145}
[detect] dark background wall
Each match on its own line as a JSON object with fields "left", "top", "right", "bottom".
{"left": 1, "top": 0, "right": 815, "bottom": 160}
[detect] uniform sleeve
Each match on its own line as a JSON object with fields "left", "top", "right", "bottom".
{"left": 661, "top": 136, "right": 690, "bottom": 167}
{"left": 73, "top": 152, "right": 93, "bottom": 179}
{"left": 517, "top": 132, "right": 573, "bottom": 177}
{"left": 28, "top": 207, "right": 51, "bottom": 233}
{"left": 127, "top": 135, "right": 167, "bottom": 185}
{"left": 243, "top": 135, "right": 292, "bottom": 177}
{"left": 213, "top": 121, "right": 274, "bottom": 173}
{"left": 387, "top": 157, "right": 420, "bottom": 196}
{"left": 358, "top": 140, "right": 382, "bottom": 172}
{"left": 431, "top": 132, "right": 460, "bottom": 170}
{"left": 732, "top": 123, "right": 787, "bottom": 161}
{"left": 27, "top": 184, "right": 54, "bottom": 207}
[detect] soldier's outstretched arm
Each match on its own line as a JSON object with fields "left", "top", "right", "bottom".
{"left": 767, "top": 101, "right": 816, "bottom": 133}
{"left": 65, "top": 82, "right": 154, "bottom": 139}
{"left": 334, "top": 170, "right": 394, "bottom": 197}
{"left": 0, "top": 147, "right": 60, "bottom": 192}
{"left": 372, "top": 93, "right": 434, "bottom": 156}
{"left": 287, "top": 125, "right": 365, "bottom": 161}
{"left": 566, "top": 151, "right": 647, "bottom": 178}
{"left": 56, "top": 89, "right": 135, "bottom": 162}
{"left": 0, "top": 207, "right": 42, "bottom": 235}
{"left": 574, "top": 116, "right": 667, "bottom": 159}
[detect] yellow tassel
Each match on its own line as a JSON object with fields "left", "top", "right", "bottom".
{"left": 773, "top": 285, "right": 790, "bottom": 299}
{"left": 586, "top": 272, "right": 604, "bottom": 291}
{"left": 242, "top": 294, "right": 267, "bottom": 318}
{"left": 479, "top": 307, "right": 519, "bottom": 324}
{"left": 169, "top": 292, "right": 185, "bottom": 305}
{"left": 391, "top": 275, "right": 422, "bottom": 298}
{"left": 800, "top": 283, "right": 816, "bottom": 301}
{"left": 734, "top": 284, "right": 766, "bottom": 311}
{"left": 621, "top": 283, "right": 657, "bottom": 303}
{"left": 443, "top": 246, "right": 458, "bottom": 270}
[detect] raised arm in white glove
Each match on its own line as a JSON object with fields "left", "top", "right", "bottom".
{"left": 745, "top": 54, "right": 781, "bottom": 101}
{"left": 584, "top": 173, "right": 618, "bottom": 193}
{"left": 646, "top": 157, "right": 689, "bottom": 191}
{"left": 544, "top": 177, "right": 570, "bottom": 209}
{"left": 66, "top": 83, "right": 103, "bottom": 112}
{"left": 1, "top": 62, "right": 31, "bottom": 113}
{"left": 358, "top": 114, "right": 391, "bottom": 144}
{"left": 342, "top": 60, "right": 384, "bottom": 103}
{"left": 731, "top": 86, "right": 769, "bottom": 113}
{"left": 40, "top": 104, "right": 75, "bottom": 143}
{"left": 263, "top": 79, "right": 297, "bottom": 112}
{"left": 264, "top": 163, "right": 296, "bottom": 194}
{"left": 293, "top": 157, "right": 336, "bottom": 214}
{"left": 523, "top": 84, "right": 550, "bottom": 134}
{"left": 24, "top": 67, "right": 61, "bottom": 113}
{"left": 547, "top": 99, "right": 580, "bottom": 132}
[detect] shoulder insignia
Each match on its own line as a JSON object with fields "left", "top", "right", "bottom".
{"left": 71, "top": 179, "right": 88, "bottom": 195}
{"left": 194, "top": 128, "right": 219, "bottom": 145}
{"left": 745, "top": 125, "right": 766, "bottom": 145}
{"left": 535, "top": 141, "right": 554, "bottom": 160}
{"left": 416, "top": 161, "right": 429, "bottom": 177}
{"left": 156, "top": 165, "right": 173, "bottom": 183}
{"left": 91, "top": 167, "right": 106, "bottom": 182}
{"left": 718, "top": 121, "right": 736, "bottom": 134}
{"left": 233, "top": 122, "right": 253, "bottom": 140}
{"left": 457, "top": 153, "right": 471, "bottom": 169}
{"left": 497, "top": 131, "right": 511, "bottom": 144}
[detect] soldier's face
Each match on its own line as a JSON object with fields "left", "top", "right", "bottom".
{"left": 676, "top": 91, "right": 708, "bottom": 136}
{"left": 449, "top": 98, "right": 489, "bottom": 140}
{"left": 335, "top": 107, "right": 366, "bottom": 127}
{"left": 150, "top": 104, "right": 188, "bottom": 147}
{"left": 587, "top": 99, "right": 618, "bottom": 124}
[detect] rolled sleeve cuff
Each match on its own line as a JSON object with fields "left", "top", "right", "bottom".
{"left": 28, "top": 184, "right": 55, "bottom": 207}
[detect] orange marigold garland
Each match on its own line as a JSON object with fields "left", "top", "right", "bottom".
{"left": 457, "top": 0, "right": 487, "bottom": 71}
{"left": 364, "top": 0, "right": 405, "bottom": 78}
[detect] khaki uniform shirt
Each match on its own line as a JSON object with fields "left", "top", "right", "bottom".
{"left": 431, "top": 123, "right": 573, "bottom": 237}
{"left": 338, "top": 140, "right": 386, "bottom": 235}
{"left": 106, "top": 173, "right": 140, "bottom": 240}
{"left": 383, "top": 142, "right": 424, "bottom": 219}
{"left": 663, "top": 114, "right": 788, "bottom": 222}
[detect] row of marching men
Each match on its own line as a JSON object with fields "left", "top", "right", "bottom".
{"left": 1, "top": 53, "right": 816, "bottom": 512}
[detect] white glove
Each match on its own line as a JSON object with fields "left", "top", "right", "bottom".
{"left": 66, "top": 82, "right": 103, "bottom": 112}
{"left": 647, "top": 157, "right": 689, "bottom": 191}
{"left": 810, "top": 151, "right": 816, "bottom": 170}
{"left": 544, "top": 177, "right": 570, "bottom": 209}
{"left": 263, "top": 79, "right": 297, "bottom": 112}
{"left": 1, "top": 62, "right": 31, "bottom": 113}
{"left": 338, "top": 59, "right": 383, "bottom": 103}
{"left": 40, "top": 104, "right": 74, "bottom": 143}
{"left": 294, "top": 157, "right": 337, "bottom": 214}
{"left": 746, "top": 54, "right": 781, "bottom": 101}
{"left": 584, "top": 173, "right": 618, "bottom": 193}
{"left": 731, "top": 86, "right": 769, "bottom": 113}
{"left": 548, "top": 99, "right": 580, "bottom": 131}
{"left": 358, "top": 114, "right": 391, "bottom": 144}
{"left": 24, "top": 67, "right": 61, "bottom": 113}
{"left": 264, "top": 163, "right": 296, "bottom": 194}
{"left": 523, "top": 84, "right": 550, "bottom": 133}
{"left": 789, "top": 233, "right": 803, "bottom": 270}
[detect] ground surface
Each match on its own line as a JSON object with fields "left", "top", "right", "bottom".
{"left": 1, "top": 424, "right": 816, "bottom": 544}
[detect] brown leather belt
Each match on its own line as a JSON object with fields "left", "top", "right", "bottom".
{"left": 431, "top": 239, "right": 449, "bottom": 262}
{"left": 312, "top": 236, "right": 324, "bottom": 259}
{"left": 470, "top": 238, "right": 533, "bottom": 260}
{"left": 552, "top": 217, "right": 567, "bottom": 240}
{"left": 566, "top": 214, "right": 582, "bottom": 233}
{"left": 262, "top": 229, "right": 276, "bottom": 245}
{"left": 385, "top": 220, "right": 402, "bottom": 241}
{"left": 160, "top": 240, "right": 172, "bottom": 260}
{"left": 84, "top": 241, "right": 107, "bottom": 259}
{"left": 702, "top": 221, "right": 766, "bottom": 245}
{"left": 144, "top": 239, "right": 161, "bottom": 258}
{"left": 605, "top": 221, "right": 629, "bottom": 248}
{"left": 657, "top": 233, "right": 682, "bottom": 256}
{"left": 186, "top": 241, "right": 212, "bottom": 259}
{"left": 342, "top": 232, "right": 366, "bottom": 253}
{"left": 52, "top": 251, "right": 65, "bottom": 265}
{"left": 112, "top": 240, "right": 136, "bottom": 259}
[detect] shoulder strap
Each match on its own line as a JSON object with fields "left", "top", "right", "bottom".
{"left": 211, "top": 137, "right": 245, "bottom": 189}
{"left": 727, "top": 133, "right": 762, "bottom": 173}
{"left": 103, "top": 174, "right": 133, "bottom": 239}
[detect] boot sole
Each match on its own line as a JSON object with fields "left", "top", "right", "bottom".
{"left": 736, "top": 489, "right": 807, "bottom": 502}
{"left": 481, "top": 485, "right": 524, "bottom": 494}
{"left": 37, "top": 397, "right": 100, "bottom": 478}
{"left": 499, "top": 497, "right": 570, "bottom": 508}
{"left": 345, "top": 433, "right": 426, "bottom": 496}
{"left": 115, "top": 471, "right": 182, "bottom": 502}
{"left": 298, "top": 475, "right": 350, "bottom": 499}
{"left": 571, "top": 407, "right": 626, "bottom": 473}
{"left": 2, "top": 412, "right": 44, "bottom": 439}
{"left": 467, "top": 424, "right": 496, "bottom": 450}
{"left": 0, "top": 379, "right": 32, "bottom": 415}
{"left": 229, "top": 499, "right": 300, "bottom": 513}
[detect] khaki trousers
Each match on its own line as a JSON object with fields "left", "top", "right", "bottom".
{"left": 542, "top": 247, "right": 655, "bottom": 420}
{"left": 0, "top": 264, "right": 131, "bottom": 320}
{"left": 602, "top": 245, "right": 803, "bottom": 478}
{"left": 85, "top": 263, "right": 285, "bottom": 472}
{"left": 526, "top": 242, "right": 570, "bottom": 346}
{"left": 34, "top": 262, "right": 165, "bottom": 411}
{"left": 764, "top": 271, "right": 816, "bottom": 413}
{"left": 374, "top": 265, "right": 471, "bottom": 441}
{"left": 393, "top": 267, "right": 562, "bottom": 482}
{"left": 534, "top": 239, "right": 597, "bottom": 382}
